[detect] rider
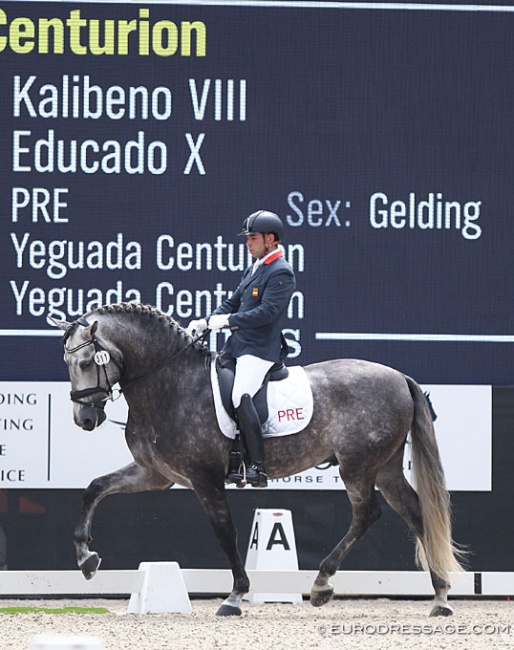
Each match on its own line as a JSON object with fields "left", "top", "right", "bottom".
{"left": 188, "top": 210, "right": 296, "bottom": 487}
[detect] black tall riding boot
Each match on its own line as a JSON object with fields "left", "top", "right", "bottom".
{"left": 236, "top": 393, "right": 268, "bottom": 488}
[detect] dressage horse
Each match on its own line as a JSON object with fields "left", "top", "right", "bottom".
{"left": 55, "top": 302, "right": 464, "bottom": 616}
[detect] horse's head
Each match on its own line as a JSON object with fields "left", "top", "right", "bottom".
{"left": 53, "top": 315, "right": 122, "bottom": 431}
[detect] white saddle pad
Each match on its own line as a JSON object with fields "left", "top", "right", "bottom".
{"left": 210, "top": 359, "right": 314, "bottom": 439}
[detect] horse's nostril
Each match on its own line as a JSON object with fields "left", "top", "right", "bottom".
{"left": 81, "top": 418, "right": 94, "bottom": 431}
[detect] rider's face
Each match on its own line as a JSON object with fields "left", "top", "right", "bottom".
{"left": 246, "top": 232, "right": 274, "bottom": 259}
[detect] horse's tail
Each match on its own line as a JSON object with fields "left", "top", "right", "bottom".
{"left": 404, "top": 375, "right": 466, "bottom": 581}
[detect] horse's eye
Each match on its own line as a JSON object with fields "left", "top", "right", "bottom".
{"left": 80, "top": 359, "right": 93, "bottom": 370}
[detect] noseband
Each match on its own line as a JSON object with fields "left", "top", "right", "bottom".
{"left": 64, "top": 317, "right": 121, "bottom": 408}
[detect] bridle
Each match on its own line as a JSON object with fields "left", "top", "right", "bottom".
{"left": 64, "top": 317, "right": 123, "bottom": 408}
{"left": 63, "top": 316, "right": 210, "bottom": 409}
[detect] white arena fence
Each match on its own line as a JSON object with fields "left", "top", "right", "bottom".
{"left": 0, "top": 567, "right": 475, "bottom": 598}
{"left": 0, "top": 566, "right": 513, "bottom": 602}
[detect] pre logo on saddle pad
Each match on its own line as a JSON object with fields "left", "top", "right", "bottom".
{"left": 210, "top": 360, "right": 314, "bottom": 439}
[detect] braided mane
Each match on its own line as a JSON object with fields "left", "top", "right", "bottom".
{"left": 91, "top": 302, "right": 211, "bottom": 356}
{"left": 96, "top": 302, "right": 179, "bottom": 326}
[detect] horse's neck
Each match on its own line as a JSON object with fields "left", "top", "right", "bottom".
{"left": 116, "top": 325, "right": 210, "bottom": 400}
{"left": 113, "top": 317, "right": 178, "bottom": 362}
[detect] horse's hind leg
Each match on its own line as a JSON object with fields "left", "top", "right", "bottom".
{"left": 376, "top": 458, "right": 453, "bottom": 617}
{"left": 74, "top": 461, "right": 172, "bottom": 579}
{"left": 311, "top": 474, "right": 381, "bottom": 607}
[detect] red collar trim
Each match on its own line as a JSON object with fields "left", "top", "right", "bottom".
{"left": 264, "top": 250, "right": 283, "bottom": 265}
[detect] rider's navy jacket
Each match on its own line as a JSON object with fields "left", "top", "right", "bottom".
{"left": 211, "top": 250, "right": 296, "bottom": 363}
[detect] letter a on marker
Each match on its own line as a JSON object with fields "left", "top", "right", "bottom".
{"left": 250, "top": 521, "right": 259, "bottom": 549}
{"left": 266, "top": 522, "right": 290, "bottom": 550}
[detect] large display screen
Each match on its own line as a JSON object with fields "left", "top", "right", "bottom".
{"left": 1, "top": 0, "right": 513, "bottom": 388}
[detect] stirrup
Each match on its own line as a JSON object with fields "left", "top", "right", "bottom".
{"left": 225, "top": 461, "right": 268, "bottom": 488}
{"left": 226, "top": 469, "right": 248, "bottom": 488}
{"left": 225, "top": 456, "right": 249, "bottom": 488}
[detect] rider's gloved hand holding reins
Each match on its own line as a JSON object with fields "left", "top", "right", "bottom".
{"left": 186, "top": 318, "right": 208, "bottom": 336}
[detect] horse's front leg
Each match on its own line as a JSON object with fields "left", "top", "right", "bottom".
{"left": 74, "top": 461, "right": 172, "bottom": 579}
{"left": 192, "top": 474, "right": 249, "bottom": 616}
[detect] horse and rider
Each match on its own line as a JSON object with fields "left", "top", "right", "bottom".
{"left": 56, "top": 211, "right": 465, "bottom": 617}
{"left": 187, "top": 210, "right": 296, "bottom": 488}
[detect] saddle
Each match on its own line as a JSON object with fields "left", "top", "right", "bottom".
{"left": 215, "top": 351, "right": 289, "bottom": 424}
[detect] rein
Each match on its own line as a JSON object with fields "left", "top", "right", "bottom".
{"left": 64, "top": 316, "right": 210, "bottom": 407}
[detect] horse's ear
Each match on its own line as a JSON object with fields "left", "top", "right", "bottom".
{"left": 49, "top": 316, "right": 71, "bottom": 331}
{"left": 82, "top": 320, "right": 98, "bottom": 339}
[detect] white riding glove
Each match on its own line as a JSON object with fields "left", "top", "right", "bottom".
{"left": 186, "top": 318, "right": 208, "bottom": 336}
{"left": 208, "top": 314, "right": 230, "bottom": 331}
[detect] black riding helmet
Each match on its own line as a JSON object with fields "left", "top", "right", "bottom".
{"left": 239, "top": 210, "right": 284, "bottom": 242}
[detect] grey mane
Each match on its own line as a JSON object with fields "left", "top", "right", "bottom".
{"left": 87, "top": 302, "right": 213, "bottom": 358}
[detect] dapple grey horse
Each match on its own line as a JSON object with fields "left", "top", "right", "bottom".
{"left": 55, "top": 302, "right": 464, "bottom": 616}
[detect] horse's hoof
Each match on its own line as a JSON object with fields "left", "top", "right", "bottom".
{"left": 429, "top": 604, "right": 454, "bottom": 617}
{"left": 216, "top": 603, "right": 242, "bottom": 616}
{"left": 310, "top": 585, "right": 334, "bottom": 607}
{"left": 80, "top": 552, "right": 101, "bottom": 580}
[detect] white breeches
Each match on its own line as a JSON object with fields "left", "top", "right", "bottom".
{"left": 231, "top": 354, "right": 274, "bottom": 409}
